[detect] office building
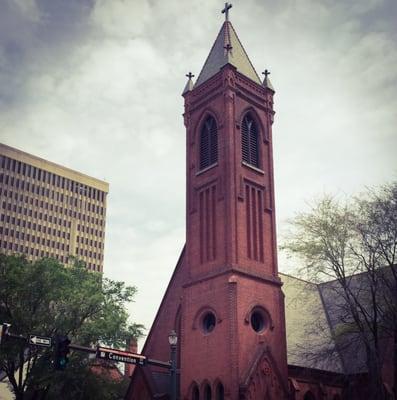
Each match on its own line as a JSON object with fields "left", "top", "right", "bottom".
{"left": 0, "top": 143, "right": 108, "bottom": 272}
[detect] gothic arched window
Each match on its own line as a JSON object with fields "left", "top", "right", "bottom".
{"left": 216, "top": 382, "right": 225, "bottom": 400}
{"left": 204, "top": 384, "right": 212, "bottom": 400}
{"left": 241, "top": 114, "right": 259, "bottom": 168}
{"left": 199, "top": 116, "right": 218, "bottom": 170}
{"left": 304, "top": 391, "right": 316, "bottom": 400}
{"left": 192, "top": 385, "right": 199, "bottom": 400}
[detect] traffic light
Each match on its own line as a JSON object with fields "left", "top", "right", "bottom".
{"left": 54, "top": 335, "right": 70, "bottom": 370}
{"left": 0, "top": 323, "right": 11, "bottom": 345}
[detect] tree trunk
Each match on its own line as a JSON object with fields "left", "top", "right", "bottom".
{"left": 367, "top": 347, "right": 385, "bottom": 400}
{"left": 394, "top": 331, "right": 397, "bottom": 399}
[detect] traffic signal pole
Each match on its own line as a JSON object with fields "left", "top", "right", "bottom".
{"left": 0, "top": 322, "right": 171, "bottom": 370}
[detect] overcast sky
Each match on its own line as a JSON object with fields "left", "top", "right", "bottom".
{"left": 1, "top": 0, "right": 396, "bottom": 349}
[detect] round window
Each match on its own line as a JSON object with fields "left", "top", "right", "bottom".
{"left": 250, "top": 309, "right": 266, "bottom": 333}
{"left": 202, "top": 312, "right": 216, "bottom": 333}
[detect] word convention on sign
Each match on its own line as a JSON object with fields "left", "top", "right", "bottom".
{"left": 1, "top": 322, "right": 171, "bottom": 370}
{"left": 96, "top": 346, "right": 147, "bottom": 366}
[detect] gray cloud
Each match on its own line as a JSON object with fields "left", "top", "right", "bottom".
{"left": 0, "top": 0, "right": 396, "bottom": 347}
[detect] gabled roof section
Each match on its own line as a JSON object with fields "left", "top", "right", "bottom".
{"left": 281, "top": 273, "right": 344, "bottom": 374}
{"left": 195, "top": 21, "right": 261, "bottom": 87}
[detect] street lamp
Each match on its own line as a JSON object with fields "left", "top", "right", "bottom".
{"left": 168, "top": 330, "right": 178, "bottom": 400}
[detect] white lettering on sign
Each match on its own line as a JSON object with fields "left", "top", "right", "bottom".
{"left": 96, "top": 347, "right": 146, "bottom": 365}
{"left": 29, "top": 335, "right": 52, "bottom": 347}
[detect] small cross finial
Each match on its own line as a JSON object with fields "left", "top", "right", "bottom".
{"left": 224, "top": 43, "right": 233, "bottom": 52}
{"left": 221, "top": 2, "right": 232, "bottom": 21}
{"left": 186, "top": 72, "right": 195, "bottom": 80}
{"left": 262, "top": 69, "right": 271, "bottom": 79}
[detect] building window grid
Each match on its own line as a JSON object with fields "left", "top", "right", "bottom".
{"left": 1, "top": 158, "right": 105, "bottom": 271}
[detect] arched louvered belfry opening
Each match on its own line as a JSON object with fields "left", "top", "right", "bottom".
{"left": 216, "top": 382, "right": 224, "bottom": 400}
{"left": 241, "top": 113, "right": 259, "bottom": 168}
{"left": 199, "top": 115, "right": 218, "bottom": 170}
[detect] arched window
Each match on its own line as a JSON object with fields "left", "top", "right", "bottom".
{"left": 304, "top": 391, "right": 316, "bottom": 400}
{"left": 200, "top": 116, "right": 218, "bottom": 170}
{"left": 204, "top": 384, "right": 212, "bottom": 400}
{"left": 241, "top": 114, "right": 259, "bottom": 168}
{"left": 216, "top": 382, "right": 224, "bottom": 400}
{"left": 192, "top": 385, "right": 199, "bottom": 400}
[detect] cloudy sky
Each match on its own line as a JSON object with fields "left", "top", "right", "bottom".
{"left": 1, "top": 0, "right": 396, "bottom": 348}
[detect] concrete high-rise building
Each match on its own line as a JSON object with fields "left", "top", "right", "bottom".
{"left": 0, "top": 143, "right": 108, "bottom": 272}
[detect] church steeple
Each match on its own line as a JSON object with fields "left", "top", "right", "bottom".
{"left": 194, "top": 7, "right": 261, "bottom": 87}
{"left": 179, "top": 6, "right": 289, "bottom": 396}
{"left": 129, "top": 6, "right": 289, "bottom": 399}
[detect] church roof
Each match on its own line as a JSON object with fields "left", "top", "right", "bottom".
{"left": 281, "top": 273, "right": 344, "bottom": 374}
{"left": 195, "top": 20, "right": 262, "bottom": 87}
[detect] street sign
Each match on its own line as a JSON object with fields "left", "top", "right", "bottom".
{"left": 96, "top": 346, "right": 146, "bottom": 366}
{"left": 29, "top": 335, "right": 52, "bottom": 348}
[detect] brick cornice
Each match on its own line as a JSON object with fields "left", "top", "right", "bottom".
{"left": 183, "top": 266, "right": 282, "bottom": 288}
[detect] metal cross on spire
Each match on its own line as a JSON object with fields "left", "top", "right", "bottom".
{"left": 221, "top": 2, "right": 232, "bottom": 21}
{"left": 186, "top": 72, "right": 195, "bottom": 80}
{"left": 224, "top": 43, "right": 233, "bottom": 53}
{"left": 262, "top": 69, "right": 271, "bottom": 79}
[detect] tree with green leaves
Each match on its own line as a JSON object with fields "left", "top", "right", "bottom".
{"left": 0, "top": 255, "right": 144, "bottom": 400}
{"left": 282, "top": 182, "right": 397, "bottom": 400}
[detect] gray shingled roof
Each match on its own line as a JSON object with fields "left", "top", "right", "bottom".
{"left": 282, "top": 268, "right": 395, "bottom": 375}
{"left": 281, "top": 273, "right": 344, "bottom": 374}
{"left": 194, "top": 21, "right": 262, "bottom": 87}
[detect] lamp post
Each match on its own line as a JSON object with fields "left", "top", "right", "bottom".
{"left": 168, "top": 330, "right": 178, "bottom": 400}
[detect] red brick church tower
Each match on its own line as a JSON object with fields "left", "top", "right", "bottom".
{"left": 127, "top": 4, "right": 290, "bottom": 399}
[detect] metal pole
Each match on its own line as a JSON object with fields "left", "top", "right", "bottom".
{"left": 170, "top": 343, "right": 177, "bottom": 400}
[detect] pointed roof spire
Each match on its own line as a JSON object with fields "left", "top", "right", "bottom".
{"left": 194, "top": 5, "right": 261, "bottom": 88}
{"left": 262, "top": 69, "right": 274, "bottom": 91}
{"left": 182, "top": 72, "right": 195, "bottom": 95}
